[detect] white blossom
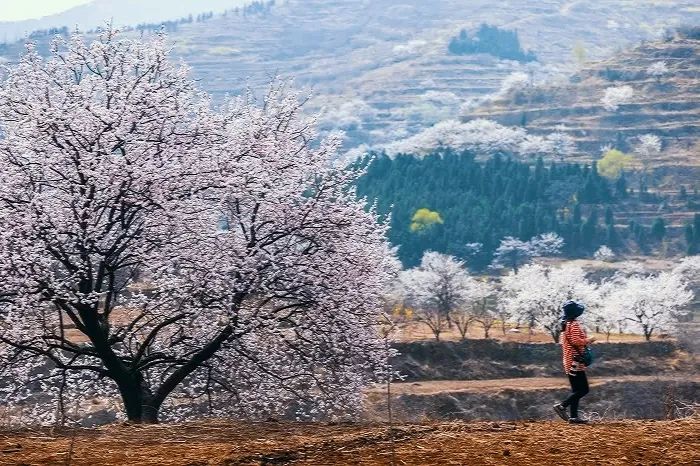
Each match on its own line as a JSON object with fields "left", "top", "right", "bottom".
{"left": 383, "top": 119, "right": 527, "bottom": 157}
{"left": 491, "top": 233, "right": 564, "bottom": 272}
{"left": 0, "top": 29, "right": 396, "bottom": 425}
{"left": 383, "top": 118, "right": 578, "bottom": 159}
{"left": 518, "top": 134, "right": 555, "bottom": 158}
{"left": 590, "top": 277, "right": 626, "bottom": 340}
{"left": 646, "top": 61, "right": 669, "bottom": 78}
{"left": 634, "top": 134, "right": 662, "bottom": 159}
{"left": 500, "top": 263, "right": 597, "bottom": 342}
{"left": 545, "top": 128, "right": 577, "bottom": 160}
{"left": 398, "top": 252, "right": 479, "bottom": 340}
{"left": 601, "top": 85, "right": 634, "bottom": 111}
{"left": 672, "top": 256, "right": 700, "bottom": 281}
{"left": 497, "top": 71, "right": 530, "bottom": 98}
{"left": 594, "top": 245, "right": 615, "bottom": 261}
{"left": 604, "top": 272, "right": 693, "bottom": 340}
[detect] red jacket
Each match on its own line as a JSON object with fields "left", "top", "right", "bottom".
{"left": 560, "top": 320, "right": 588, "bottom": 374}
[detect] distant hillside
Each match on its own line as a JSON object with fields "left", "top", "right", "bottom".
{"left": 463, "top": 32, "right": 700, "bottom": 241}
{"left": 356, "top": 152, "right": 628, "bottom": 266}
{"left": 0, "top": 0, "right": 243, "bottom": 42}
{"left": 469, "top": 33, "right": 700, "bottom": 171}
{"left": 1, "top": 0, "right": 698, "bottom": 153}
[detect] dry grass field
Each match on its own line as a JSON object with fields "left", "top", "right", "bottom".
{"left": 1, "top": 419, "right": 698, "bottom": 465}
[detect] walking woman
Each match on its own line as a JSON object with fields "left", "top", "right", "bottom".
{"left": 553, "top": 300, "right": 596, "bottom": 424}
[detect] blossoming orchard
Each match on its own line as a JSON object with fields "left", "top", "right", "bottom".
{"left": 0, "top": 25, "right": 696, "bottom": 432}
{"left": 0, "top": 30, "right": 396, "bottom": 424}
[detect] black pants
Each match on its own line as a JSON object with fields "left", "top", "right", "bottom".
{"left": 562, "top": 371, "right": 589, "bottom": 418}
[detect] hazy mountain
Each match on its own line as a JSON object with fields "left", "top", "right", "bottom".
{"left": 0, "top": 0, "right": 698, "bottom": 154}
{"left": 0, "top": 0, "right": 247, "bottom": 42}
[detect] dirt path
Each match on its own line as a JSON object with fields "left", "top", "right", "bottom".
{"left": 367, "top": 375, "right": 700, "bottom": 396}
{"left": 0, "top": 419, "right": 697, "bottom": 465}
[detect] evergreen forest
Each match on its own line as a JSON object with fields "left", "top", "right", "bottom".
{"left": 354, "top": 150, "right": 642, "bottom": 268}
{"left": 448, "top": 24, "right": 537, "bottom": 62}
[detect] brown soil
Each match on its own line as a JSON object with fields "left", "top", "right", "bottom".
{"left": 1, "top": 419, "right": 698, "bottom": 465}
{"left": 366, "top": 374, "right": 700, "bottom": 396}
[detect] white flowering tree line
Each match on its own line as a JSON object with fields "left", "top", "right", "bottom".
{"left": 395, "top": 247, "right": 695, "bottom": 344}
{"left": 395, "top": 252, "right": 495, "bottom": 341}
{"left": 500, "top": 263, "right": 599, "bottom": 341}
{"left": 0, "top": 30, "right": 396, "bottom": 424}
{"left": 499, "top": 263, "right": 694, "bottom": 342}
{"left": 382, "top": 118, "right": 576, "bottom": 160}
{"left": 601, "top": 271, "right": 694, "bottom": 341}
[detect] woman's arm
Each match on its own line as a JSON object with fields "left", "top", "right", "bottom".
{"left": 567, "top": 321, "right": 589, "bottom": 347}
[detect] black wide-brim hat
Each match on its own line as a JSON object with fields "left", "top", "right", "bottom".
{"left": 562, "top": 300, "right": 585, "bottom": 320}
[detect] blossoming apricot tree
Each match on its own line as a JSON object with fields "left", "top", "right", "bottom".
{"left": 0, "top": 29, "right": 395, "bottom": 424}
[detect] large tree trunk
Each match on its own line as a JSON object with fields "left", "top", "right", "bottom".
{"left": 123, "top": 396, "right": 160, "bottom": 423}
{"left": 117, "top": 377, "right": 161, "bottom": 423}
{"left": 79, "top": 307, "right": 163, "bottom": 423}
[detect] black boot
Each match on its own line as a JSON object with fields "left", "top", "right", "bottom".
{"left": 553, "top": 404, "right": 568, "bottom": 421}
{"left": 568, "top": 417, "right": 589, "bottom": 424}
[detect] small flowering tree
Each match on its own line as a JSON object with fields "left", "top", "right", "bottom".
{"left": 591, "top": 278, "right": 625, "bottom": 341}
{"left": 531, "top": 232, "right": 566, "bottom": 256}
{"left": 594, "top": 245, "right": 615, "bottom": 261}
{"left": 490, "top": 237, "right": 533, "bottom": 272}
{"left": 0, "top": 30, "right": 395, "bottom": 424}
{"left": 546, "top": 128, "right": 577, "bottom": 161}
{"left": 399, "top": 252, "right": 477, "bottom": 340}
{"left": 500, "top": 264, "right": 597, "bottom": 342}
{"left": 470, "top": 282, "right": 498, "bottom": 338}
{"left": 497, "top": 71, "right": 530, "bottom": 99}
{"left": 496, "top": 305, "right": 513, "bottom": 336}
{"left": 636, "top": 134, "right": 662, "bottom": 158}
{"left": 606, "top": 272, "right": 693, "bottom": 341}
{"left": 518, "top": 134, "right": 555, "bottom": 159}
{"left": 452, "top": 279, "right": 494, "bottom": 340}
{"left": 634, "top": 134, "right": 662, "bottom": 178}
{"left": 491, "top": 233, "right": 564, "bottom": 272}
{"left": 673, "top": 255, "right": 700, "bottom": 283}
{"left": 646, "top": 61, "right": 669, "bottom": 82}
{"left": 601, "top": 85, "right": 634, "bottom": 111}
{"left": 398, "top": 269, "right": 447, "bottom": 340}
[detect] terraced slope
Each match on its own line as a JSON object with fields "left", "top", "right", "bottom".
{"left": 169, "top": 0, "right": 700, "bottom": 151}
{"left": 1, "top": 0, "right": 698, "bottom": 151}
{"left": 470, "top": 36, "right": 700, "bottom": 171}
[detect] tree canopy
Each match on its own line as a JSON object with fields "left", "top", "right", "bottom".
{"left": 0, "top": 29, "right": 394, "bottom": 425}
{"left": 448, "top": 24, "right": 537, "bottom": 62}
